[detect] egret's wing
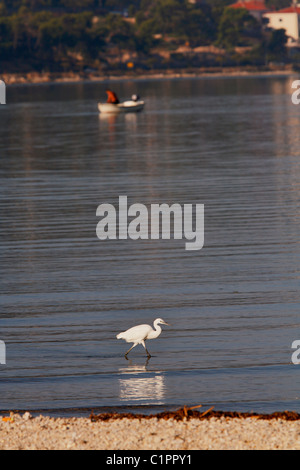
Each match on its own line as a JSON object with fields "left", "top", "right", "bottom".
{"left": 119, "top": 324, "right": 152, "bottom": 342}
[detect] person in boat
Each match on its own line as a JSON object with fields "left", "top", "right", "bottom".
{"left": 131, "top": 94, "right": 140, "bottom": 102}
{"left": 106, "top": 89, "right": 120, "bottom": 104}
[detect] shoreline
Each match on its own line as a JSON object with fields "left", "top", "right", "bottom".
{"left": 1, "top": 407, "right": 299, "bottom": 420}
{"left": 2, "top": 66, "right": 298, "bottom": 86}
{"left": 1, "top": 407, "right": 300, "bottom": 450}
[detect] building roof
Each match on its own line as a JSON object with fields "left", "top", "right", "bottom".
{"left": 229, "top": 0, "right": 269, "bottom": 11}
{"left": 275, "top": 5, "right": 300, "bottom": 13}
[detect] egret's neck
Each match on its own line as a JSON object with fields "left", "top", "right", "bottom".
{"left": 153, "top": 321, "right": 162, "bottom": 337}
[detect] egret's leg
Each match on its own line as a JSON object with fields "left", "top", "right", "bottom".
{"left": 125, "top": 343, "right": 137, "bottom": 357}
{"left": 141, "top": 340, "right": 151, "bottom": 358}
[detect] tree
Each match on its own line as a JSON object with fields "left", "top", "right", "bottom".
{"left": 265, "top": 0, "right": 291, "bottom": 10}
{"left": 105, "top": 14, "right": 136, "bottom": 50}
{"left": 184, "top": 6, "right": 217, "bottom": 46}
{"left": 60, "top": 0, "right": 95, "bottom": 12}
{"left": 267, "top": 28, "right": 287, "bottom": 60}
{"left": 217, "top": 7, "right": 259, "bottom": 49}
{"left": 0, "top": 2, "right": 7, "bottom": 15}
{"left": 86, "top": 18, "right": 107, "bottom": 58}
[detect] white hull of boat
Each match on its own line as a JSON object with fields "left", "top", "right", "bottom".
{"left": 98, "top": 101, "right": 145, "bottom": 114}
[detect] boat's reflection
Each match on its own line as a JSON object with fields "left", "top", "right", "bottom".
{"left": 98, "top": 111, "right": 137, "bottom": 123}
{"left": 118, "top": 358, "right": 165, "bottom": 403}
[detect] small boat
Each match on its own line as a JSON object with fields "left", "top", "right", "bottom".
{"left": 98, "top": 100, "right": 145, "bottom": 114}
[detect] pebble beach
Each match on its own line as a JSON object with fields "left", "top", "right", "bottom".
{"left": 1, "top": 411, "right": 300, "bottom": 450}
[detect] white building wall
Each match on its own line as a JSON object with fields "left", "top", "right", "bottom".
{"left": 263, "top": 12, "right": 299, "bottom": 40}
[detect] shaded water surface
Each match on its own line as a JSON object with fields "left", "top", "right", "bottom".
{"left": 1, "top": 76, "right": 300, "bottom": 415}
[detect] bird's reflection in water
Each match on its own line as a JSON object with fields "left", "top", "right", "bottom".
{"left": 118, "top": 358, "right": 166, "bottom": 403}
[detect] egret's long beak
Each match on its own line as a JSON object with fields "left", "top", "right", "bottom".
{"left": 162, "top": 321, "right": 170, "bottom": 326}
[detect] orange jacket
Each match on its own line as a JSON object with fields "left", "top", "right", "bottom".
{"left": 106, "top": 90, "right": 119, "bottom": 104}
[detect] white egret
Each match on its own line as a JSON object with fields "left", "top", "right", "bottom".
{"left": 116, "top": 318, "right": 169, "bottom": 358}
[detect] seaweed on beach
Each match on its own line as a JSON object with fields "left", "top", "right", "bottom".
{"left": 90, "top": 406, "right": 300, "bottom": 422}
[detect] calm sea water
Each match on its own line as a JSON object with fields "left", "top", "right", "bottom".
{"left": 1, "top": 76, "right": 300, "bottom": 416}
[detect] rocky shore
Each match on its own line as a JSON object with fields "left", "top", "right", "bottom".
{"left": 0, "top": 409, "right": 299, "bottom": 450}
{"left": 1, "top": 65, "right": 297, "bottom": 86}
